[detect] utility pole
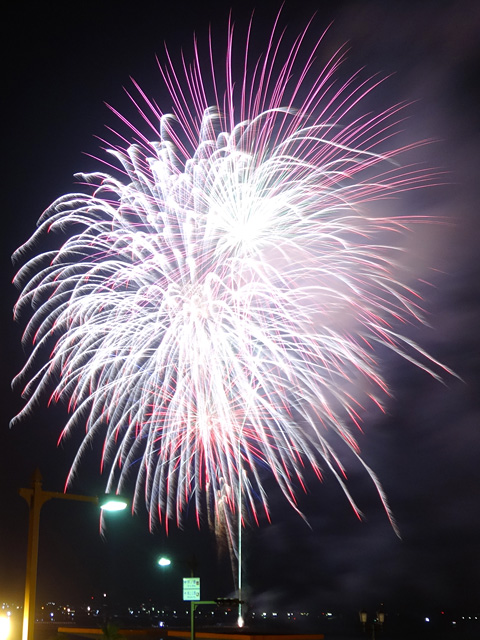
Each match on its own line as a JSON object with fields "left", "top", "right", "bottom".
{"left": 19, "top": 469, "right": 99, "bottom": 640}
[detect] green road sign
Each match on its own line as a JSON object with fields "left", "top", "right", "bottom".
{"left": 183, "top": 577, "right": 200, "bottom": 601}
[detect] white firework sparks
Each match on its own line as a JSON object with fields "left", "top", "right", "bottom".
{"left": 12, "top": 15, "right": 452, "bottom": 542}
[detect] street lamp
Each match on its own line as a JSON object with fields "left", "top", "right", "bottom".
{"left": 19, "top": 469, "right": 128, "bottom": 640}
{"left": 157, "top": 557, "right": 172, "bottom": 567}
{"left": 359, "top": 609, "right": 385, "bottom": 639}
{"left": 99, "top": 496, "right": 129, "bottom": 512}
{"left": 0, "top": 614, "right": 11, "bottom": 640}
{"left": 156, "top": 556, "right": 172, "bottom": 624}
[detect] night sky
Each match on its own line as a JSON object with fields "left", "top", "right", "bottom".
{"left": 1, "top": 0, "right": 479, "bottom": 620}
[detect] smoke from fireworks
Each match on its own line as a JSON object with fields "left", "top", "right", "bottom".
{"left": 12, "top": 15, "right": 451, "bottom": 543}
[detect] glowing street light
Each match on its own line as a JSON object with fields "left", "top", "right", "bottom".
{"left": 19, "top": 469, "right": 128, "bottom": 640}
{"left": 99, "top": 496, "right": 129, "bottom": 512}
{"left": 0, "top": 615, "right": 11, "bottom": 640}
{"left": 157, "top": 557, "right": 172, "bottom": 567}
{"left": 157, "top": 556, "right": 172, "bottom": 621}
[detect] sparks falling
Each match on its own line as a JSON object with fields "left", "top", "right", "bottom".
{"left": 12, "top": 14, "right": 451, "bottom": 543}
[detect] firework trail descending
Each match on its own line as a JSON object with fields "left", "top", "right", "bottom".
{"left": 12, "top": 15, "right": 451, "bottom": 546}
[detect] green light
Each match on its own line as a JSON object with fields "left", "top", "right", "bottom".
{"left": 158, "top": 557, "right": 171, "bottom": 567}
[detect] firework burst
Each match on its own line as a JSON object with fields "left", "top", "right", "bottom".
{"left": 12, "top": 14, "right": 451, "bottom": 542}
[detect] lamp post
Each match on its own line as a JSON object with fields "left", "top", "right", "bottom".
{"left": 19, "top": 469, "right": 128, "bottom": 640}
{"left": 0, "top": 614, "right": 11, "bottom": 640}
{"left": 157, "top": 556, "right": 171, "bottom": 622}
{"left": 359, "top": 609, "right": 385, "bottom": 640}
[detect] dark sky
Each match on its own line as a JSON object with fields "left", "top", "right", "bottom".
{"left": 1, "top": 0, "right": 480, "bottom": 621}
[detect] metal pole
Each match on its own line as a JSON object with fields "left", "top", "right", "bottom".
{"left": 190, "top": 601, "right": 195, "bottom": 640}
{"left": 19, "top": 469, "right": 99, "bottom": 640}
{"left": 19, "top": 470, "right": 45, "bottom": 640}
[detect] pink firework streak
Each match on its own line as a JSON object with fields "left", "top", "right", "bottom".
{"left": 12, "top": 14, "right": 452, "bottom": 542}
